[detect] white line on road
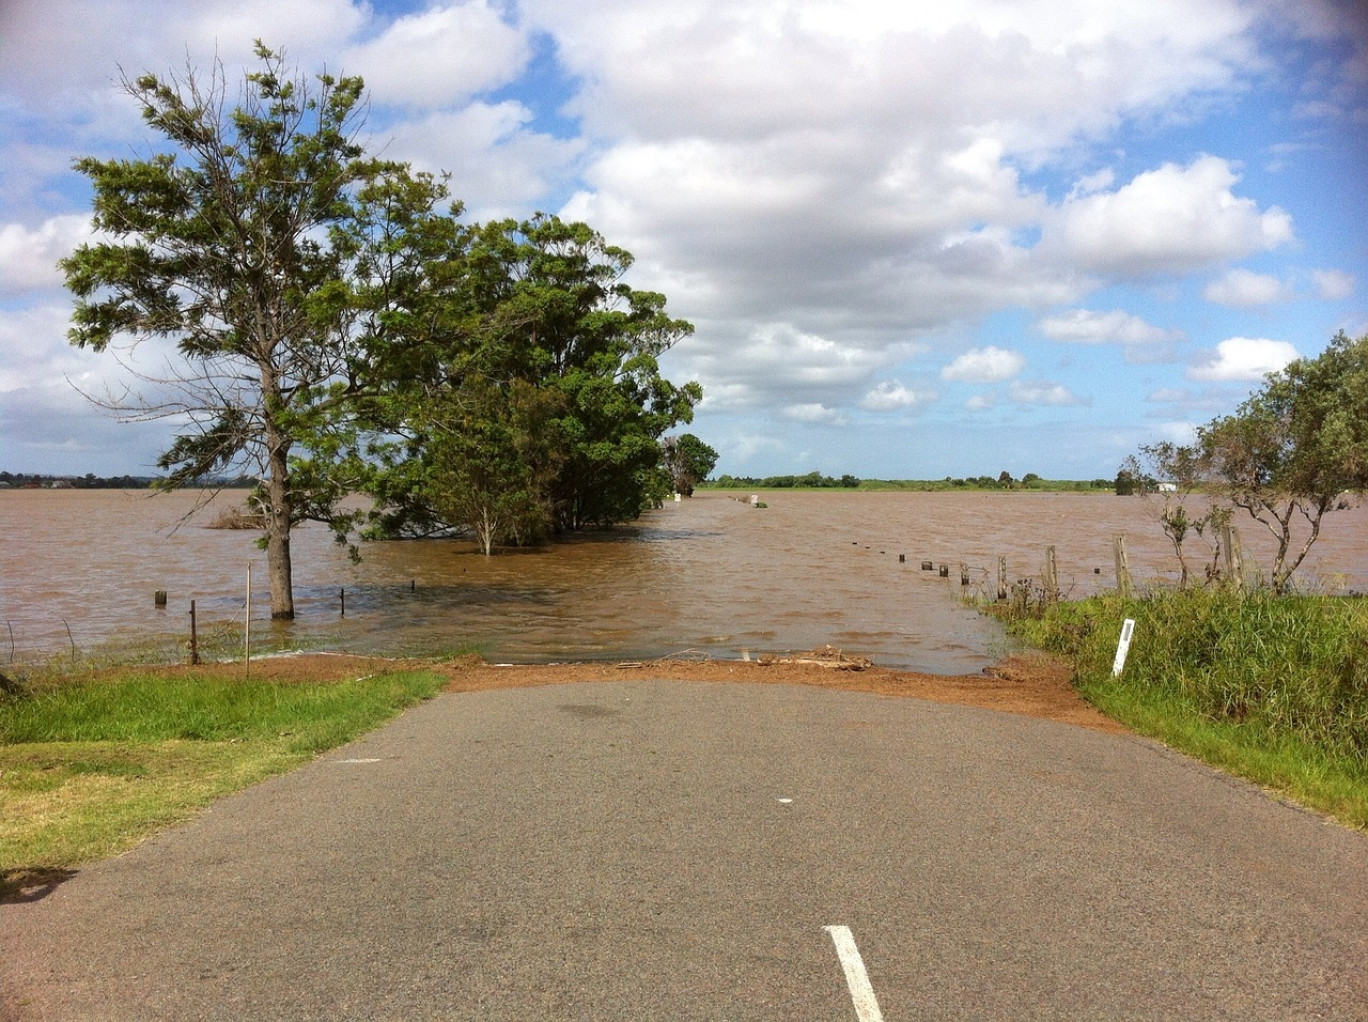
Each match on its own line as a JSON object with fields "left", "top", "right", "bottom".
{"left": 824, "top": 925, "right": 886, "bottom": 1022}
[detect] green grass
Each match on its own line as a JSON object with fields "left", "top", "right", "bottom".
{"left": 996, "top": 588, "right": 1368, "bottom": 828}
{"left": 2, "top": 671, "right": 445, "bottom": 751}
{"left": 0, "top": 665, "right": 447, "bottom": 898}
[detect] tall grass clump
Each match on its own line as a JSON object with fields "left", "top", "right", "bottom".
{"left": 994, "top": 588, "right": 1368, "bottom": 826}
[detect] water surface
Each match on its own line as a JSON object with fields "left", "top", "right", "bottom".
{"left": 1, "top": 489, "right": 1362, "bottom": 673}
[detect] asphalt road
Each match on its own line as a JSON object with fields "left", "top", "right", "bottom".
{"left": 3, "top": 681, "right": 1365, "bottom": 1021}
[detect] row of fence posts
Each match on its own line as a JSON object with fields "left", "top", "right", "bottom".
{"left": 132, "top": 524, "right": 1251, "bottom": 666}
{"left": 144, "top": 572, "right": 423, "bottom": 666}
{"left": 917, "top": 523, "right": 1247, "bottom": 602}
{"left": 917, "top": 537, "right": 1132, "bottom": 601}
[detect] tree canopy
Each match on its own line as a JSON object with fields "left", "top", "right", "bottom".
{"left": 1127, "top": 331, "right": 1368, "bottom": 592}
{"left": 63, "top": 43, "right": 708, "bottom": 605}
{"left": 356, "top": 213, "right": 701, "bottom": 548}
{"left": 663, "top": 433, "right": 719, "bottom": 496}
{"left": 62, "top": 43, "right": 396, "bottom": 618}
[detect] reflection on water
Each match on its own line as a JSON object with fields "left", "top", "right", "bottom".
{"left": 1, "top": 489, "right": 1364, "bottom": 673}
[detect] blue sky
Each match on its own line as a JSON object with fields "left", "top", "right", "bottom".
{"left": 1, "top": 0, "right": 1365, "bottom": 479}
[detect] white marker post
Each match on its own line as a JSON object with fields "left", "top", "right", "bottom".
{"left": 1112, "top": 617, "right": 1136, "bottom": 676}
{"left": 244, "top": 562, "right": 252, "bottom": 670}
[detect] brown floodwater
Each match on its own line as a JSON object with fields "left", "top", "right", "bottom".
{"left": 1, "top": 488, "right": 1364, "bottom": 673}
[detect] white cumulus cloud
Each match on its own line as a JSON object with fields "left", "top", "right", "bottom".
{"left": 341, "top": 1, "right": 531, "bottom": 108}
{"left": 1007, "top": 379, "right": 1086, "bottom": 405}
{"left": 784, "top": 402, "right": 846, "bottom": 424}
{"left": 1037, "top": 308, "right": 1177, "bottom": 345}
{"left": 941, "top": 346, "right": 1026, "bottom": 383}
{"left": 1312, "top": 268, "right": 1355, "bottom": 300}
{"left": 1045, "top": 156, "right": 1294, "bottom": 277}
{"left": 0, "top": 215, "right": 93, "bottom": 296}
{"left": 385, "top": 103, "right": 586, "bottom": 216}
{"left": 1203, "top": 268, "right": 1292, "bottom": 306}
{"left": 860, "top": 380, "right": 937, "bottom": 411}
{"left": 1188, "top": 336, "right": 1299, "bottom": 381}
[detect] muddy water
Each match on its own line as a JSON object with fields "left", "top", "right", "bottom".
{"left": 1, "top": 489, "right": 1364, "bottom": 673}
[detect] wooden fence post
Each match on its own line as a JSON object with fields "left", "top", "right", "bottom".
{"left": 1044, "top": 546, "right": 1059, "bottom": 604}
{"left": 997, "top": 556, "right": 1008, "bottom": 601}
{"left": 1114, "top": 535, "right": 1134, "bottom": 597}
{"left": 1222, "top": 522, "right": 1245, "bottom": 591}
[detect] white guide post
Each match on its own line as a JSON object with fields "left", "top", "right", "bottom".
{"left": 245, "top": 562, "right": 252, "bottom": 666}
{"left": 1112, "top": 617, "right": 1135, "bottom": 676}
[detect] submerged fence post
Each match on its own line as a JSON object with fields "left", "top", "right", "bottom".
{"left": 1221, "top": 523, "right": 1246, "bottom": 592}
{"left": 997, "top": 556, "right": 1008, "bottom": 601}
{"left": 1113, "top": 535, "right": 1134, "bottom": 597}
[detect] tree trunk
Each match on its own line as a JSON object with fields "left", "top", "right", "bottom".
{"left": 264, "top": 421, "right": 296, "bottom": 620}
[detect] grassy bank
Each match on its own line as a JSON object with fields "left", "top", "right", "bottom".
{"left": 0, "top": 659, "right": 447, "bottom": 898}
{"left": 997, "top": 588, "right": 1368, "bottom": 828}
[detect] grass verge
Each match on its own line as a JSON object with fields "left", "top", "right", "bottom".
{"left": 994, "top": 588, "right": 1368, "bottom": 829}
{"left": 0, "top": 660, "right": 447, "bottom": 899}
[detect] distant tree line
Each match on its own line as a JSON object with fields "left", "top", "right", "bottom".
{"left": 705, "top": 473, "right": 1115, "bottom": 492}
{"left": 710, "top": 471, "right": 860, "bottom": 489}
{"left": 0, "top": 471, "right": 260, "bottom": 489}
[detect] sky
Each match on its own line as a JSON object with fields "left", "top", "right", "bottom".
{"left": 1, "top": 0, "right": 1366, "bottom": 480}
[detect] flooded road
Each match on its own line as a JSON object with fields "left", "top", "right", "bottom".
{"left": 1, "top": 489, "right": 1363, "bottom": 672}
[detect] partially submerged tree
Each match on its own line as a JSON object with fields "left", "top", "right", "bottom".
{"left": 662, "top": 433, "right": 719, "bottom": 496}
{"left": 1197, "top": 331, "right": 1368, "bottom": 592}
{"left": 62, "top": 44, "right": 402, "bottom": 618}
{"left": 1127, "top": 331, "right": 1368, "bottom": 593}
{"left": 66, "top": 46, "right": 705, "bottom": 579}
{"left": 1122, "top": 442, "right": 1225, "bottom": 588}
{"left": 363, "top": 214, "right": 701, "bottom": 544}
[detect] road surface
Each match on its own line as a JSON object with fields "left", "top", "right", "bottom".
{"left": 3, "top": 681, "right": 1365, "bottom": 1020}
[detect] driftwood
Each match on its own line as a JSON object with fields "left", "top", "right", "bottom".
{"left": 615, "top": 644, "right": 872, "bottom": 671}
{"left": 616, "top": 648, "right": 715, "bottom": 669}
{"left": 759, "top": 644, "right": 872, "bottom": 670}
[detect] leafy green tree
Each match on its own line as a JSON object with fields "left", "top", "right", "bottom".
{"left": 418, "top": 377, "right": 564, "bottom": 554}
{"left": 61, "top": 44, "right": 409, "bottom": 618}
{"left": 663, "top": 433, "right": 719, "bottom": 496}
{"left": 1196, "top": 331, "right": 1368, "bottom": 592}
{"left": 499, "top": 215, "right": 700, "bottom": 528}
{"left": 366, "top": 214, "right": 700, "bottom": 536}
{"left": 1123, "top": 442, "right": 1226, "bottom": 588}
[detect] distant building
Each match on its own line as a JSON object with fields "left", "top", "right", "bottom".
{"left": 1156, "top": 481, "right": 1178, "bottom": 493}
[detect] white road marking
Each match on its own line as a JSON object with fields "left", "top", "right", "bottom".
{"left": 824, "top": 925, "right": 886, "bottom": 1022}
{"left": 333, "top": 758, "right": 382, "bottom": 764}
